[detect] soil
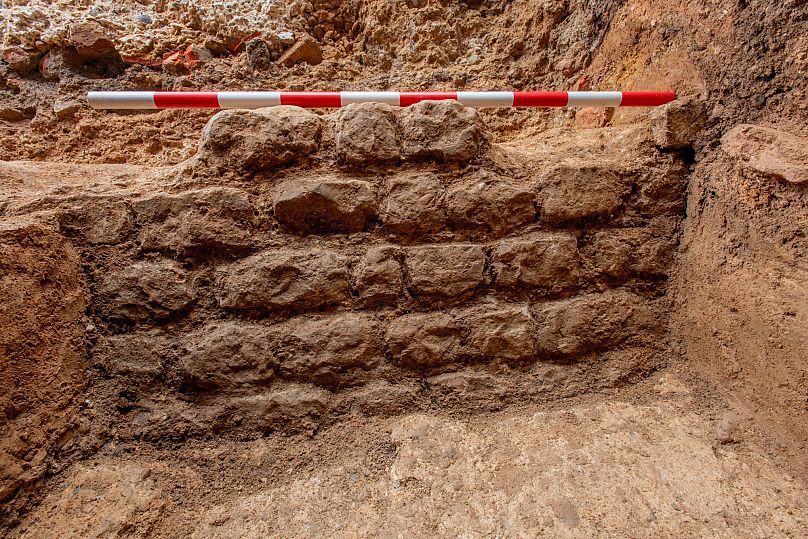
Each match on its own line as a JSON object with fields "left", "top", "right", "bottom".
{"left": 1, "top": 0, "right": 807, "bottom": 537}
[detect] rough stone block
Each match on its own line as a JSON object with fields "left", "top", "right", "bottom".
{"left": 383, "top": 174, "right": 446, "bottom": 235}
{"left": 273, "top": 178, "right": 376, "bottom": 234}
{"left": 97, "top": 259, "right": 196, "bottom": 322}
{"left": 633, "top": 157, "right": 688, "bottom": 217}
{"left": 386, "top": 312, "right": 463, "bottom": 368}
{"left": 533, "top": 290, "right": 659, "bottom": 357}
{"left": 68, "top": 21, "right": 117, "bottom": 59}
{"left": 459, "top": 303, "right": 536, "bottom": 362}
{"left": 650, "top": 97, "right": 706, "bottom": 149}
{"left": 216, "top": 385, "right": 329, "bottom": 433}
{"left": 589, "top": 221, "right": 678, "bottom": 279}
{"left": 274, "top": 313, "right": 382, "bottom": 381}
{"left": 176, "top": 322, "right": 275, "bottom": 390}
{"left": 538, "top": 165, "right": 631, "bottom": 225}
{"left": 401, "top": 100, "right": 487, "bottom": 162}
{"left": 343, "top": 381, "right": 419, "bottom": 416}
{"left": 215, "top": 250, "right": 350, "bottom": 312}
{"left": 335, "top": 103, "right": 400, "bottom": 164}
{"left": 198, "top": 106, "right": 322, "bottom": 171}
{"left": 492, "top": 233, "right": 581, "bottom": 292}
{"left": 58, "top": 196, "right": 133, "bottom": 245}
{"left": 133, "top": 187, "right": 253, "bottom": 256}
{"left": 405, "top": 244, "right": 485, "bottom": 297}
{"left": 353, "top": 245, "right": 402, "bottom": 305}
{"left": 722, "top": 124, "right": 808, "bottom": 184}
{"left": 95, "top": 333, "right": 167, "bottom": 381}
{"left": 446, "top": 172, "right": 536, "bottom": 235}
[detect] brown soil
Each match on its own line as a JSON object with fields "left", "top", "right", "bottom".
{"left": 1, "top": 0, "right": 807, "bottom": 536}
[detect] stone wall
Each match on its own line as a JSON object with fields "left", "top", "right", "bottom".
{"left": 13, "top": 101, "right": 688, "bottom": 440}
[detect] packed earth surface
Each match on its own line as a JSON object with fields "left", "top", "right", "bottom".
{"left": 1, "top": 0, "right": 807, "bottom": 537}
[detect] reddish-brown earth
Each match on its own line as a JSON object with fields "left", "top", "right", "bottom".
{"left": 1, "top": 0, "right": 807, "bottom": 536}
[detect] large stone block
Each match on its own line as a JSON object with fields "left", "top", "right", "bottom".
{"left": 446, "top": 172, "right": 535, "bottom": 235}
{"left": 588, "top": 221, "right": 678, "bottom": 279}
{"left": 533, "top": 290, "right": 659, "bottom": 357}
{"left": 383, "top": 174, "right": 446, "bottom": 236}
{"left": 213, "top": 385, "right": 329, "bottom": 433}
{"left": 492, "top": 233, "right": 581, "bottom": 292}
{"left": 133, "top": 187, "right": 254, "bottom": 257}
{"left": 274, "top": 313, "right": 382, "bottom": 381}
{"left": 197, "top": 106, "right": 322, "bottom": 171}
{"left": 722, "top": 124, "right": 808, "bottom": 184}
{"left": 386, "top": 303, "right": 536, "bottom": 368}
{"left": 215, "top": 250, "right": 350, "bottom": 312}
{"left": 401, "top": 100, "right": 487, "bottom": 162}
{"left": 176, "top": 322, "right": 275, "bottom": 390}
{"left": 273, "top": 178, "right": 376, "bottom": 234}
{"left": 335, "top": 103, "right": 400, "bottom": 165}
{"left": 650, "top": 98, "right": 706, "bottom": 149}
{"left": 386, "top": 312, "right": 463, "bottom": 368}
{"left": 633, "top": 157, "right": 688, "bottom": 217}
{"left": 353, "top": 245, "right": 403, "bottom": 305}
{"left": 405, "top": 244, "right": 485, "bottom": 298}
{"left": 96, "top": 259, "right": 196, "bottom": 322}
{"left": 459, "top": 303, "right": 535, "bottom": 362}
{"left": 538, "top": 165, "right": 631, "bottom": 225}
{"left": 57, "top": 196, "right": 133, "bottom": 245}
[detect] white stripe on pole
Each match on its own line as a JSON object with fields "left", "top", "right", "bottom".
{"left": 340, "top": 91, "right": 401, "bottom": 106}
{"left": 456, "top": 91, "right": 514, "bottom": 107}
{"left": 87, "top": 91, "right": 156, "bottom": 109}
{"left": 566, "top": 91, "right": 623, "bottom": 107}
{"left": 218, "top": 91, "right": 281, "bottom": 109}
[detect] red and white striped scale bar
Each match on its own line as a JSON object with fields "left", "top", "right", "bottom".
{"left": 87, "top": 90, "right": 676, "bottom": 109}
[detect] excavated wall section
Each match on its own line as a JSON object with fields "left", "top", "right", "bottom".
{"left": 3, "top": 101, "right": 688, "bottom": 445}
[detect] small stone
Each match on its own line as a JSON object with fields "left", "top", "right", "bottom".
{"left": 2, "top": 46, "right": 41, "bottom": 74}
{"left": 353, "top": 245, "right": 402, "bottom": 305}
{"left": 53, "top": 100, "right": 81, "bottom": 120}
{"left": 277, "top": 31, "right": 296, "bottom": 45}
{"left": 134, "top": 14, "right": 153, "bottom": 25}
{"left": 204, "top": 37, "right": 228, "bottom": 56}
{"left": 215, "top": 250, "right": 350, "bottom": 312}
{"left": 277, "top": 33, "right": 323, "bottom": 67}
{"left": 39, "top": 48, "right": 81, "bottom": 81}
{"left": 716, "top": 414, "right": 739, "bottom": 444}
{"left": 246, "top": 38, "right": 274, "bottom": 71}
{"left": 493, "top": 233, "right": 581, "bottom": 292}
{"left": 184, "top": 44, "right": 213, "bottom": 69}
{"left": 68, "top": 21, "right": 117, "bottom": 60}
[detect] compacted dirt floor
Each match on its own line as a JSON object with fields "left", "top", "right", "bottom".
{"left": 1, "top": 0, "right": 807, "bottom": 537}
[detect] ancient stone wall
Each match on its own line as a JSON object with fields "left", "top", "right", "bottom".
{"left": 16, "top": 102, "right": 688, "bottom": 441}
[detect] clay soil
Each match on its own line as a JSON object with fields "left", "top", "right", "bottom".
{"left": 1, "top": 0, "right": 807, "bottom": 537}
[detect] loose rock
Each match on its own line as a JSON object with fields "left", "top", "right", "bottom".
{"left": 277, "top": 33, "right": 323, "bottom": 67}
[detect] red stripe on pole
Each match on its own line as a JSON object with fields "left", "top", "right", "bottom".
{"left": 399, "top": 92, "right": 458, "bottom": 106}
{"left": 153, "top": 92, "right": 220, "bottom": 108}
{"left": 280, "top": 92, "right": 341, "bottom": 107}
{"left": 512, "top": 92, "right": 569, "bottom": 107}
{"left": 620, "top": 91, "right": 676, "bottom": 106}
